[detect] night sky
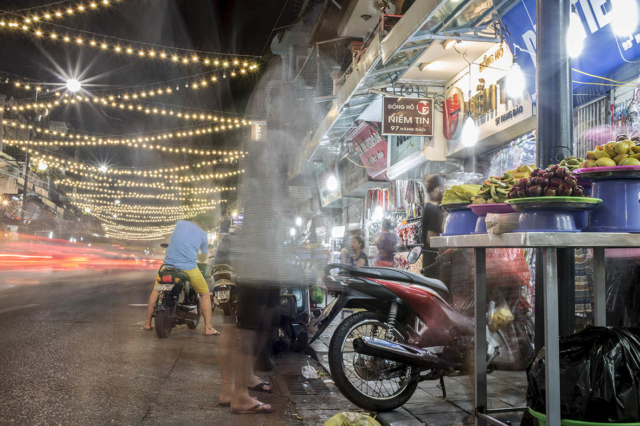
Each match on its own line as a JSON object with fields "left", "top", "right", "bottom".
{"left": 0, "top": 0, "right": 298, "bottom": 168}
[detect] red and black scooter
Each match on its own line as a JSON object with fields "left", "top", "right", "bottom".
{"left": 309, "top": 246, "right": 534, "bottom": 412}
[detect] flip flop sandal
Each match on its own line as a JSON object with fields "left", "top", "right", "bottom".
{"left": 248, "top": 379, "right": 272, "bottom": 393}
{"left": 205, "top": 331, "right": 221, "bottom": 336}
{"left": 231, "top": 403, "right": 274, "bottom": 415}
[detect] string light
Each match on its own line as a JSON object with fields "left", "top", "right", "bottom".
{"left": 9, "top": 96, "right": 250, "bottom": 125}
{"left": 72, "top": 200, "right": 222, "bottom": 212}
{"left": 2, "top": 0, "right": 119, "bottom": 24}
{"left": 25, "top": 149, "right": 243, "bottom": 176}
{"left": 55, "top": 178, "right": 236, "bottom": 194}
{"left": 0, "top": 23, "right": 259, "bottom": 69}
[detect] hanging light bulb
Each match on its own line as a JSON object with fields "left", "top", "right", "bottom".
{"left": 373, "top": 205, "right": 384, "bottom": 221}
{"left": 295, "top": 216, "right": 302, "bottom": 226}
{"left": 506, "top": 55, "right": 525, "bottom": 98}
{"left": 290, "top": 227, "right": 296, "bottom": 237}
{"left": 38, "top": 160, "right": 48, "bottom": 171}
{"left": 461, "top": 113, "right": 478, "bottom": 147}
{"left": 568, "top": 4, "right": 586, "bottom": 58}
{"left": 326, "top": 174, "right": 338, "bottom": 191}
{"left": 612, "top": 0, "right": 639, "bottom": 37}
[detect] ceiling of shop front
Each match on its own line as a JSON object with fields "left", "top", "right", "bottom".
{"left": 400, "top": 40, "right": 496, "bottom": 85}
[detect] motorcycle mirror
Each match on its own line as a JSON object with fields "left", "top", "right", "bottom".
{"left": 408, "top": 246, "right": 422, "bottom": 264}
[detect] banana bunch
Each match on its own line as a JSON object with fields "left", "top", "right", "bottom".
{"left": 441, "top": 184, "right": 482, "bottom": 205}
{"left": 505, "top": 164, "right": 536, "bottom": 179}
{"left": 471, "top": 173, "right": 515, "bottom": 204}
{"left": 558, "top": 156, "right": 584, "bottom": 171}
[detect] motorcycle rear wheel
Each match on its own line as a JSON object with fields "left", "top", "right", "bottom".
{"left": 328, "top": 311, "right": 419, "bottom": 412}
{"left": 222, "top": 302, "right": 232, "bottom": 316}
{"left": 187, "top": 300, "right": 201, "bottom": 329}
{"left": 155, "top": 309, "right": 172, "bottom": 338}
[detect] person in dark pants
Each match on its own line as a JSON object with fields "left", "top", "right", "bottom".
{"left": 420, "top": 175, "right": 445, "bottom": 272}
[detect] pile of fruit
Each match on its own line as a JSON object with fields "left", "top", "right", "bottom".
{"left": 580, "top": 140, "right": 640, "bottom": 168}
{"left": 471, "top": 173, "right": 516, "bottom": 204}
{"left": 557, "top": 156, "right": 584, "bottom": 172}
{"left": 441, "top": 184, "right": 481, "bottom": 205}
{"left": 505, "top": 165, "right": 536, "bottom": 179}
{"left": 506, "top": 166, "right": 585, "bottom": 199}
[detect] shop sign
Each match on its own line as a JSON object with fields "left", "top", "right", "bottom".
{"left": 502, "top": 0, "right": 640, "bottom": 105}
{"left": 349, "top": 122, "right": 388, "bottom": 180}
{"left": 444, "top": 42, "right": 534, "bottom": 144}
{"left": 340, "top": 156, "right": 369, "bottom": 195}
{"left": 443, "top": 87, "right": 465, "bottom": 140}
{"left": 382, "top": 97, "right": 433, "bottom": 137}
{"left": 250, "top": 120, "right": 267, "bottom": 141}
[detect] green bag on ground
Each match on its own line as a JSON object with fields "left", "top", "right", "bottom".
{"left": 323, "top": 412, "right": 381, "bottom": 426}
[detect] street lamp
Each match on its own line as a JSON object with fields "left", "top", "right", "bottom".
{"left": 66, "top": 79, "right": 81, "bottom": 92}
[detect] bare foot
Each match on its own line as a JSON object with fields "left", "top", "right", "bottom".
{"left": 143, "top": 324, "right": 152, "bottom": 330}
{"left": 218, "top": 394, "right": 232, "bottom": 405}
{"left": 230, "top": 395, "right": 270, "bottom": 412}
{"left": 205, "top": 327, "right": 220, "bottom": 336}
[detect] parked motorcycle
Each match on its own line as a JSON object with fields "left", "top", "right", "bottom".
{"left": 211, "top": 264, "right": 237, "bottom": 316}
{"left": 309, "top": 246, "right": 534, "bottom": 412}
{"left": 153, "top": 262, "right": 209, "bottom": 338}
{"left": 256, "top": 257, "right": 312, "bottom": 371}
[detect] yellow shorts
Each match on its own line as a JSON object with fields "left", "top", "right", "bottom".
{"left": 154, "top": 267, "right": 209, "bottom": 295}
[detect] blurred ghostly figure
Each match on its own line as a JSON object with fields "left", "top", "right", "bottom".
{"left": 218, "top": 60, "right": 298, "bottom": 415}
{"left": 374, "top": 219, "right": 398, "bottom": 267}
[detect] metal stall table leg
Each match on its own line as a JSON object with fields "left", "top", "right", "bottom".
{"left": 474, "top": 248, "right": 487, "bottom": 426}
{"left": 593, "top": 247, "right": 606, "bottom": 327}
{"left": 543, "top": 248, "right": 561, "bottom": 426}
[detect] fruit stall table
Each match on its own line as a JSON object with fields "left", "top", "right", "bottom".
{"left": 430, "top": 233, "right": 640, "bottom": 426}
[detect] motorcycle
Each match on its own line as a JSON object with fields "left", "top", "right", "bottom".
{"left": 309, "top": 246, "right": 534, "bottom": 412}
{"left": 256, "top": 257, "right": 312, "bottom": 371}
{"left": 211, "top": 264, "right": 237, "bottom": 316}
{"left": 153, "top": 262, "right": 209, "bottom": 338}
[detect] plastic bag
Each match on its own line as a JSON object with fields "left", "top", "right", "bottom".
{"left": 526, "top": 326, "right": 640, "bottom": 423}
{"left": 487, "top": 288, "right": 514, "bottom": 332}
{"left": 486, "top": 248, "right": 531, "bottom": 288}
{"left": 302, "top": 364, "right": 319, "bottom": 379}
{"left": 311, "top": 286, "right": 324, "bottom": 305}
{"left": 323, "top": 412, "right": 381, "bottom": 426}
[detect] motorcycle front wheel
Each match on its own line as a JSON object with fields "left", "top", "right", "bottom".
{"left": 328, "top": 311, "right": 419, "bottom": 412}
{"left": 155, "top": 308, "right": 173, "bottom": 338}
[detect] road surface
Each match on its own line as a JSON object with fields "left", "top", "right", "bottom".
{"left": 0, "top": 270, "right": 302, "bottom": 425}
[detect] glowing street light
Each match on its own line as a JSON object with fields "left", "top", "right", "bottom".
{"left": 66, "top": 79, "right": 81, "bottom": 92}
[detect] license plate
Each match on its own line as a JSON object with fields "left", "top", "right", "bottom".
{"left": 155, "top": 284, "right": 174, "bottom": 292}
{"left": 216, "top": 290, "right": 230, "bottom": 300}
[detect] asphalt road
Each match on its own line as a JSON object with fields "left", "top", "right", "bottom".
{"left": 0, "top": 270, "right": 300, "bottom": 426}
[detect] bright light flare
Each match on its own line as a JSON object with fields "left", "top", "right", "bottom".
{"left": 66, "top": 79, "right": 81, "bottom": 92}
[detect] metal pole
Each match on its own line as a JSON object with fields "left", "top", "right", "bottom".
{"left": 536, "top": 0, "right": 575, "bottom": 340}
{"left": 474, "top": 248, "right": 487, "bottom": 426}
{"left": 536, "top": 3, "right": 572, "bottom": 425}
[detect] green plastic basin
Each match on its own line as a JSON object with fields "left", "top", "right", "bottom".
{"left": 529, "top": 408, "right": 640, "bottom": 426}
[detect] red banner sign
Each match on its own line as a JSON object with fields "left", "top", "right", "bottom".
{"left": 350, "top": 122, "right": 387, "bottom": 180}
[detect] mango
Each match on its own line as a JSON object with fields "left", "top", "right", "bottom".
{"left": 586, "top": 151, "right": 597, "bottom": 160}
{"left": 594, "top": 149, "right": 611, "bottom": 159}
{"left": 619, "top": 158, "right": 640, "bottom": 166}
{"left": 631, "top": 146, "right": 640, "bottom": 154}
{"left": 604, "top": 144, "right": 617, "bottom": 158}
{"left": 613, "top": 154, "right": 628, "bottom": 164}
{"left": 615, "top": 142, "right": 631, "bottom": 155}
{"left": 579, "top": 160, "right": 597, "bottom": 168}
{"left": 596, "top": 157, "right": 616, "bottom": 167}
{"left": 629, "top": 153, "right": 640, "bottom": 160}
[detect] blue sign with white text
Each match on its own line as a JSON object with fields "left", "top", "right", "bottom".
{"left": 501, "top": 0, "right": 640, "bottom": 105}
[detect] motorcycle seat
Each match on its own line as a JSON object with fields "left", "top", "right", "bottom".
{"left": 332, "top": 264, "right": 448, "bottom": 294}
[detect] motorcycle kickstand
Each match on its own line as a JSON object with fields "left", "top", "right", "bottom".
{"left": 438, "top": 375, "right": 446, "bottom": 399}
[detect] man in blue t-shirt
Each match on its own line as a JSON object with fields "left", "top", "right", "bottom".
{"left": 143, "top": 215, "right": 219, "bottom": 335}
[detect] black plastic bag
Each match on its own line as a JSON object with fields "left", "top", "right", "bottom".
{"left": 526, "top": 326, "right": 640, "bottom": 423}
